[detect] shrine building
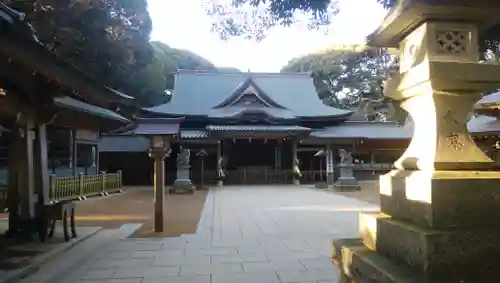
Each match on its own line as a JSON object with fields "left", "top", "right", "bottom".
{"left": 99, "top": 70, "right": 500, "bottom": 186}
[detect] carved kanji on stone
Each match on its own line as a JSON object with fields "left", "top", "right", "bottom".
{"left": 443, "top": 109, "right": 458, "bottom": 125}
{"left": 446, "top": 133, "right": 464, "bottom": 151}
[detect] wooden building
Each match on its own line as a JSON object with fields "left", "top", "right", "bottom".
{"left": 100, "top": 70, "right": 500, "bottom": 186}
{"left": 0, "top": 3, "right": 129, "bottom": 238}
{"left": 99, "top": 70, "right": 412, "bottom": 184}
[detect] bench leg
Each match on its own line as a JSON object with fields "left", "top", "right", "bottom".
{"left": 48, "top": 218, "right": 56, "bottom": 238}
{"left": 63, "top": 210, "right": 69, "bottom": 242}
{"left": 70, "top": 207, "right": 77, "bottom": 238}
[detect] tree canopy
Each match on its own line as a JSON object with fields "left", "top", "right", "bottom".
{"left": 134, "top": 41, "right": 217, "bottom": 106}
{"left": 5, "top": 1, "right": 218, "bottom": 107}
{"left": 207, "top": 0, "right": 500, "bottom": 54}
{"left": 281, "top": 45, "right": 397, "bottom": 109}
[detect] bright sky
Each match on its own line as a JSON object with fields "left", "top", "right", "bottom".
{"left": 148, "top": 0, "right": 387, "bottom": 72}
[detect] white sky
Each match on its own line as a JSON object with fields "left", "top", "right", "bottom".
{"left": 148, "top": 0, "right": 387, "bottom": 72}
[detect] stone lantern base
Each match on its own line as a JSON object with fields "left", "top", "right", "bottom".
{"left": 332, "top": 170, "right": 500, "bottom": 282}
{"left": 171, "top": 165, "right": 195, "bottom": 194}
{"left": 333, "top": 164, "right": 360, "bottom": 192}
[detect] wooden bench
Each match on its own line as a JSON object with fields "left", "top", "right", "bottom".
{"left": 39, "top": 201, "right": 77, "bottom": 242}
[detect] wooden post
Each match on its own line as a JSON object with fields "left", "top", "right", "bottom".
{"left": 117, "top": 170, "right": 122, "bottom": 189}
{"left": 71, "top": 130, "right": 77, "bottom": 176}
{"left": 78, "top": 172, "right": 84, "bottom": 198}
{"left": 217, "top": 141, "right": 223, "bottom": 187}
{"left": 35, "top": 124, "right": 49, "bottom": 205}
{"left": 200, "top": 157, "right": 205, "bottom": 188}
{"left": 292, "top": 139, "right": 299, "bottom": 185}
{"left": 7, "top": 130, "right": 21, "bottom": 234}
{"left": 18, "top": 120, "right": 36, "bottom": 220}
{"left": 326, "top": 144, "right": 334, "bottom": 187}
{"left": 49, "top": 174, "right": 56, "bottom": 202}
{"left": 100, "top": 171, "right": 106, "bottom": 195}
{"left": 152, "top": 153, "right": 166, "bottom": 232}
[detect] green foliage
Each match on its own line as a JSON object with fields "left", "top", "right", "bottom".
{"left": 130, "top": 42, "right": 218, "bottom": 107}
{"left": 204, "top": 0, "right": 338, "bottom": 41}
{"left": 207, "top": 0, "right": 500, "bottom": 54}
{"left": 282, "top": 45, "right": 396, "bottom": 108}
{"left": 6, "top": 0, "right": 154, "bottom": 106}
{"left": 5, "top": 1, "right": 218, "bottom": 107}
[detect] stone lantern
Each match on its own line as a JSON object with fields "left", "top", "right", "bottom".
{"left": 331, "top": 1, "right": 500, "bottom": 282}
{"left": 133, "top": 118, "right": 183, "bottom": 233}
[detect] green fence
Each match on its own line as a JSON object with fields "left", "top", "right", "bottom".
{"left": 49, "top": 171, "right": 122, "bottom": 202}
{"left": 0, "top": 171, "right": 122, "bottom": 211}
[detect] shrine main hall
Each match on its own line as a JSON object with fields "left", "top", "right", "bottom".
{"left": 98, "top": 70, "right": 500, "bottom": 185}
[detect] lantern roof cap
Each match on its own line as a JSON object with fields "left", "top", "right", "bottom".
{"left": 367, "top": 0, "right": 500, "bottom": 47}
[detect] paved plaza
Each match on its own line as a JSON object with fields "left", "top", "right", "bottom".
{"left": 21, "top": 185, "right": 379, "bottom": 283}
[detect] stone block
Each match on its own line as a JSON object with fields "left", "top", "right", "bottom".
{"left": 380, "top": 170, "right": 500, "bottom": 229}
{"left": 359, "top": 213, "right": 500, "bottom": 280}
{"left": 332, "top": 239, "right": 493, "bottom": 283}
{"left": 333, "top": 177, "right": 361, "bottom": 192}
{"left": 358, "top": 212, "right": 391, "bottom": 251}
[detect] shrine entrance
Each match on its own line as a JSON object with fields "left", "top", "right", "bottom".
{"left": 221, "top": 137, "right": 296, "bottom": 184}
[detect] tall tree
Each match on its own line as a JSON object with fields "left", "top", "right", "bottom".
{"left": 206, "top": 0, "right": 500, "bottom": 55}
{"left": 282, "top": 45, "right": 397, "bottom": 108}
{"left": 131, "top": 41, "right": 219, "bottom": 107}
{"left": 6, "top": 0, "right": 154, "bottom": 99}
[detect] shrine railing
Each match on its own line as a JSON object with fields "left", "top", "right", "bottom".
{"left": 49, "top": 170, "right": 122, "bottom": 202}
{"left": 186, "top": 164, "right": 393, "bottom": 185}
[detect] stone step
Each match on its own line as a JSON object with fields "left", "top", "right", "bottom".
{"left": 379, "top": 170, "right": 500, "bottom": 229}
{"left": 359, "top": 212, "right": 500, "bottom": 280}
{"left": 331, "top": 238, "right": 492, "bottom": 283}
{"left": 16, "top": 223, "right": 141, "bottom": 283}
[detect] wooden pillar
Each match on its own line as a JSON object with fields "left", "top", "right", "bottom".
{"left": 217, "top": 140, "right": 223, "bottom": 186}
{"left": 274, "top": 143, "right": 282, "bottom": 171}
{"left": 292, "top": 139, "right": 299, "bottom": 185}
{"left": 34, "top": 124, "right": 49, "bottom": 205}
{"left": 71, "top": 129, "right": 77, "bottom": 176}
{"left": 326, "top": 144, "right": 334, "bottom": 186}
{"left": 150, "top": 150, "right": 167, "bottom": 233}
{"left": 370, "top": 151, "right": 376, "bottom": 165}
{"left": 18, "top": 119, "right": 36, "bottom": 234}
{"left": 7, "top": 127, "right": 21, "bottom": 234}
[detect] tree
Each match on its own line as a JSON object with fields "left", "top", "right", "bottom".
{"left": 282, "top": 45, "right": 397, "bottom": 109}
{"left": 206, "top": 0, "right": 500, "bottom": 55}
{"left": 130, "top": 41, "right": 218, "bottom": 107}
{"left": 6, "top": 0, "right": 154, "bottom": 99}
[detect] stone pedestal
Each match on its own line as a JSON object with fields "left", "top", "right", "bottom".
{"left": 333, "top": 164, "right": 360, "bottom": 192}
{"left": 172, "top": 165, "right": 195, "bottom": 193}
{"left": 331, "top": 2, "right": 500, "bottom": 283}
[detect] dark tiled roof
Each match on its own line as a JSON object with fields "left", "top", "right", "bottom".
{"left": 208, "top": 107, "right": 296, "bottom": 120}
{"left": 311, "top": 121, "right": 413, "bottom": 139}
{"left": 144, "top": 71, "right": 352, "bottom": 119}
{"left": 206, "top": 125, "right": 311, "bottom": 133}
{"left": 467, "top": 115, "right": 500, "bottom": 134}
{"left": 54, "top": 96, "right": 129, "bottom": 123}
{"left": 181, "top": 130, "right": 208, "bottom": 139}
{"left": 99, "top": 136, "right": 149, "bottom": 152}
{"left": 132, "top": 118, "right": 183, "bottom": 136}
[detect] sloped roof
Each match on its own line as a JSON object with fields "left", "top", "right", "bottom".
{"left": 311, "top": 121, "right": 413, "bottom": 140}
{"left": 144, "top": 70, "right": 352, "bottom": 119}
{"left": 467, "top": 115, "right": 500, "bottom": 134}
{"left": 54, "top": 96, "right": 129, "bottom": 123}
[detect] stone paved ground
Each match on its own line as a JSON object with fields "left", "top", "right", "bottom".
{"left": 26, "top": 185, "right": 379, "bottom": 283}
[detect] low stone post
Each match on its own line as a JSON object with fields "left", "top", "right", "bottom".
{"left": 333, "top": 148, "right": 360, "bottom": 191}
{"left": 172, "top": 147, "right": 195, "bottom": 193}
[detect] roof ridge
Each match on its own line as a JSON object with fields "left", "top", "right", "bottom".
{"left": 177, "top": 69, "right": 311, "bottom": 77}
